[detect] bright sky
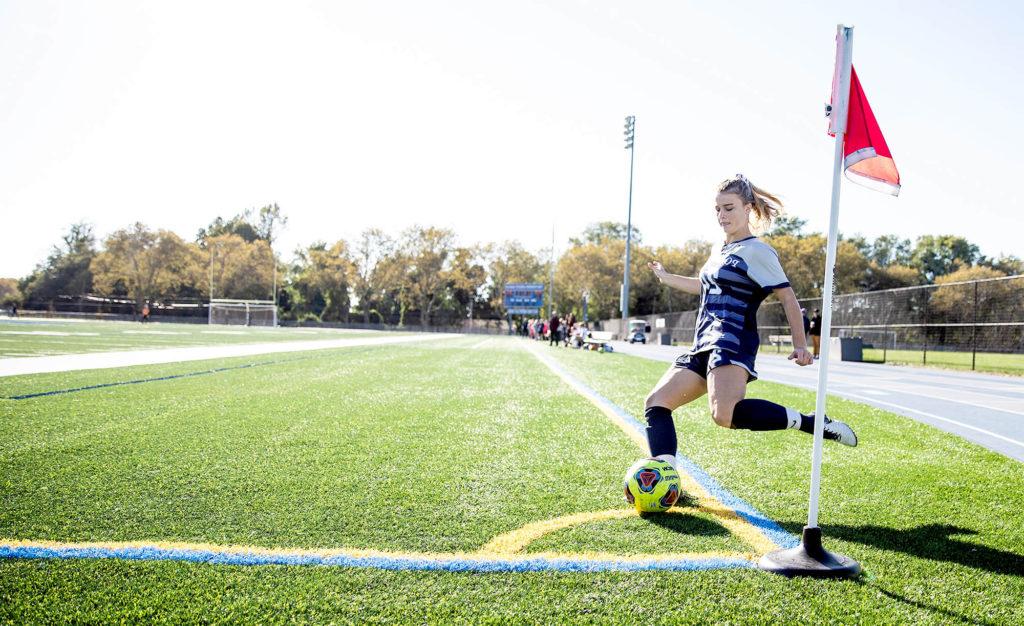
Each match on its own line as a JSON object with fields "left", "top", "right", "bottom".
{"left": 2, "top": 0, "right": 1023, "bottom": 278}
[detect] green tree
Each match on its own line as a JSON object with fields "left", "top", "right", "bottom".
{"left": 20, "top": 222, "right": 97, "bottom": 304}
{"left": 255, "top": 203, "right": 287, "bottom": 244}
{"left": 980, "top": 254, "right": 1023, "bottom": 276}
{"left": 91, "top": 223, "right": 203, "bottom": 312}
{"left": 288, "top": 240, "right": 355, "bottom": 322}
{"left": 911, "top": 235, "right": 981, "bottom": 282}
{"left": 869, "top": 234, "right": 913, "bottom": 267}
{"left": 197, "top": 204, "right": 286, "bottom": 244}
{"left": 767, "top": 215, "right": 807, "bottom": 238}
{"left": 568, "top": 221, "right": 643, "bottom": 246}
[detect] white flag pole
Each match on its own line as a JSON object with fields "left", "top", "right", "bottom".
{"left": 759, "top": 24, "right": 861, "bottom": 577}
{"left": 807, "top": 24, "right": 853, "bottom": 530}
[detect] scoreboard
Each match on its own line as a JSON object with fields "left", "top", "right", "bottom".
{"left": 503, "top": 283, "right": 545, "bottom": 315}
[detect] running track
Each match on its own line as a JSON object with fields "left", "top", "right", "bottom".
{"left": 612, "top": 341, "right": 1024, "bottom": 463}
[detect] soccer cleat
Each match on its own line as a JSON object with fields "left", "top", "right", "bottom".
{"left": 816, "top": 415, "right": 858, "bottom": 447}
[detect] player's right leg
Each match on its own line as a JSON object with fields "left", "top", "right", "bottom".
{"left": 643, "top": 365, "right": 707, "bottom": 467}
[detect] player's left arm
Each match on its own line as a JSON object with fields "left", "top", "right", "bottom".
{"left": 773, "top": 286, "right": 813, "bottom": 366}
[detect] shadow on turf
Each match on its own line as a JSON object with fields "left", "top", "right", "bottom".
{"left": 865, "top": 583, "right": 998, "bottom": 626}
{"left": 781, "top": 521, "right": 1024, "bottom": 577}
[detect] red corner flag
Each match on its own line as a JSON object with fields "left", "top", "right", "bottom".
{"left": 830, "top": 66, "right": 901, "bottom": 196}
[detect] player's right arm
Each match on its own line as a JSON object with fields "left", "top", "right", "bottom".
{"left": 648, "top": 261, "right": 701, "bottom": 295}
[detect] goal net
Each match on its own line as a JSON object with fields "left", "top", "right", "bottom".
{"left": 209, "top": 299, "right": 277, "bottom": 327}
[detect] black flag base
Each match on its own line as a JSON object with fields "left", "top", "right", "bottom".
{"left": 758, "top": 526, "right": 862, "bottom": 579}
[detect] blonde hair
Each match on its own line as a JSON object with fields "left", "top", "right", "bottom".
{"left": 717, "top": 174, "right": 783, "bottom": 233}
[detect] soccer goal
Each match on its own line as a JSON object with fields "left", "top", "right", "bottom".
{"left": 208, "top": 299, "right": 277, "bottom": 327}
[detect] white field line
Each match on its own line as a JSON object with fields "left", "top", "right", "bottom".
{"left": 833, "top": 390, "right": 1024, "bottom": 451}
{"left": 0, "top": 333, "right": 457, "bottom": 377}
{"left": 761, "top": 368, "right": 1024, "bottom": 449}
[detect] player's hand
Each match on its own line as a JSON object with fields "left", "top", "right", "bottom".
{"left": 648, "top": 261, "right": 668, "bottom": 281}
{"left": 788, "top": 347, "right": 814, "bottom": 366}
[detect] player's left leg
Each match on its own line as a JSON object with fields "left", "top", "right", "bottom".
{"left": 706, "top": 356, "right": 857, "bottom": 446}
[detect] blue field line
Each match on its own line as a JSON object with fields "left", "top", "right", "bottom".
{"left": 2, "top": 354, "right": 325, "bottom": 400}
{"left": 535, "top": 352, "right": 800, "bottom": 551}
{"left": 0, "top": 544, "right": 753, "bottom": 573}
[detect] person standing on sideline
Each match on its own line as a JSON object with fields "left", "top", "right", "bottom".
{"left": 548, "top": 311, "right": 561, "bottom": 347}
{"left": 809, "top": 308, "right": 823, "bottom": 359}
{"left": 643, "top": 175, "right": 857, "bottom": 476}
{"left": 141, "top": 301, "right": 151, "bottom": 323}
{"left": 801, "top": 307, "right": 810, "bottom": 344}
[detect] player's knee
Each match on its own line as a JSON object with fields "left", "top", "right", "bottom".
{"left": 644, "top": 389, "right": 663, "bottom": 409}
{"left": 710, "top": 400, "right": 736, "bottom": 428}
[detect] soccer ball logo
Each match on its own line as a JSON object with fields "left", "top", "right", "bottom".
{"left": 623, "top": 458, "right": 681, "bottom": 513}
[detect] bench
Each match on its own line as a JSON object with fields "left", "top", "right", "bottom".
{"left": 768, "top": 334, "right": 792, "bottom": 351}
{"left": 583, "top": 330, "right": 615, "bottom": 352}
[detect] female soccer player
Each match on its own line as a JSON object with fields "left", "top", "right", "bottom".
{"left": 644, "top": 175, "right": 856, "bottom": 470}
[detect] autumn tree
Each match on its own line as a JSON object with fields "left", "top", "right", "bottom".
{"left": 351, "top": 228, "right": 395, "bottom": 323}
{"left": 0, "top": 278, "right": 21, "bottom": 306}
{"left": 203, "top": 234, "right": 275, "bottom": 300}
{"left": 486, "top": 241, "right": 546, "bottom": 314}
{"left": 287, "top": 240, "right": 356, "bottom": 322}
{"left": 90, "top": 223, "right": 203, "bottom": 311}
{"left": 446, "top": 246, "right": 489, "bottom": 319}
{"left": 400, "top": 226, "right": 456, "bottom": 328}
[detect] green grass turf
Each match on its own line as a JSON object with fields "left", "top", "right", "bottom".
{"left": 861, "top": 347, "right": 1024, "bottom": 375}
{"left": 2, "top": 336, "right": 1024, "bottom": 623}
{"left": 0, "top": 318, "right": 383, "bottom": 357}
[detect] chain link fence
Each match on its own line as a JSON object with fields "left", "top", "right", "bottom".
{"left": 758, "top": 275, "right": 1024, "bottom": 371}
{"left": 604, "top": 275, "right": 1024, "bottom": 373}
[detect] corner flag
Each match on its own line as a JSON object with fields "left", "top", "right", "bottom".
{"left": 830, "top": 66, "right": 901, "bottom": 195}
{"left": 760, "top": 23, "right": 897, "bottom": 579}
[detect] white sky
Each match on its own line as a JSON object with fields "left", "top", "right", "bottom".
{"left": 2, "top": 0, "right": 1023, "bottom": 278}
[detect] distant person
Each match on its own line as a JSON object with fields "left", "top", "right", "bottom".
{"left": 9, "top": 303, "right": 17, "bottom": 317}
{"left": 141, "top": 301, "right": 151, "bottom": 323}
{"left": 548, "top": 312, "right": 560, "bottom": 347}
{"left": 809, "top": 308, "right": 822, "bottom": 359}
{"left": 642, "top": 174, "right": 857, "bottom": 478}
{"left": 801, "top": 307, "right": 810, "bottom": 339}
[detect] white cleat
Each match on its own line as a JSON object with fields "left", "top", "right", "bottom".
{"left": 819, "top": 415, "right": 858, "bottom": 447}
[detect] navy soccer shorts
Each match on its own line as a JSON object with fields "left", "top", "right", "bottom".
{"left": 673, "top": 348, "right": 758, "bottom": 382}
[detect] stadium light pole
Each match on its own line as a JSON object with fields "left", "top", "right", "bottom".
{"left": 622, "top": 115, "right": 636, "bottom": 327}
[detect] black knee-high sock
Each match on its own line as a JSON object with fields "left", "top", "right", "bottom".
{"left": 645, "top": 406, "right": 677, "bottom": 457}
{"left": 731, "top": 398, "right": 801, "bottom": 431}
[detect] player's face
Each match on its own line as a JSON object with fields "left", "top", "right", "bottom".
{"left": 715, "top": 192, "right": 752, "bottom": 237}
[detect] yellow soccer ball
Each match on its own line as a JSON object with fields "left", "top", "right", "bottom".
{"left": 623, "top": 458, "right": 681, "bottom": 513}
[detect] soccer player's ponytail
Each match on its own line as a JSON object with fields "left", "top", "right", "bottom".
{"left": 718, "top": 174, "right": 783, "bottom": 232}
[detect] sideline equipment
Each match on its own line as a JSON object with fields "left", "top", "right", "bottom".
{"left": 623, "top": 458, "right": 681, "bottom": 513}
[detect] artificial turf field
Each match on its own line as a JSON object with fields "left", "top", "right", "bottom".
{"left": 0, "top": 318, "right": 382, "bottom": 358}
{"left": 2, "top": 335, "right": 1023, "bottom": 623}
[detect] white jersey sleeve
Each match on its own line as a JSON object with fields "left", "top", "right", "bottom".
{"left": 742, "top": 241, "right": 790, "bottom": 290}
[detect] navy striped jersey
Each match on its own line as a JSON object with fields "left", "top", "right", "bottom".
{"left": 690, "top": 236, "right": 790, "bottom": 357}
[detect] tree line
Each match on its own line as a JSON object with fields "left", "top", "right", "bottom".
{"left": 4, "top": 208, "right": 1021, "bottom": 325}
